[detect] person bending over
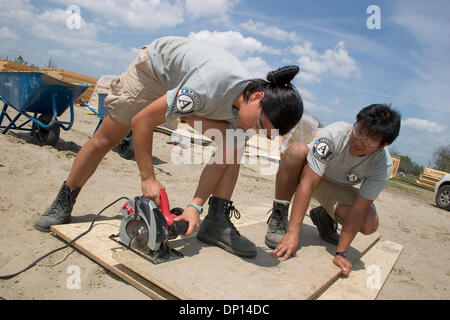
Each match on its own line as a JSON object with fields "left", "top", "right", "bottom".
{"left": 265, "top": 104, "right": 400, "bottom": 274}
{"left": 35, "top": 36, "right": 304, "bottom": 259}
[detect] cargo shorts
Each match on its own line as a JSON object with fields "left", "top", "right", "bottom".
{"left": 311, "top": 178, "right": 376, "bottom": 224}
{"left": 104, "top": 46, "right": 168, "bottom": 126}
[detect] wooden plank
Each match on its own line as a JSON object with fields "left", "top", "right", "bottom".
{"left": 154, "top": 126, "right": 213, "bottom": 146}
{"left": 0, "top": 58, "right": 40, "bottom": 72}
{"left": 316, "top": 240, "right": 402, "bottom": 300}
{"left": 418, "top": 176, "right": 439, "bottom": 185}
{"left": 416, "top": 179, "right": 435, "bottom": 190}
{"left": 51, "top": 221, "right": 177, "bottom": 300}
{"left": 61, "top": 69, "right": 98, "bottom": 84}
{"left": 424, "top": 167, "right": 447, "bottom": 176}
{"left": 113, "top": 218, "right": 380, "bottom": 300}
{"left": 390, "top": 156, "right": 400, "bottom": 179}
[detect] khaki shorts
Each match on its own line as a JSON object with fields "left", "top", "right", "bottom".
{"left": 311, "top": 178, "right": 375, "bottom": 224}
{"left": 104, "top": 46, "right": 168, "bottom": 125}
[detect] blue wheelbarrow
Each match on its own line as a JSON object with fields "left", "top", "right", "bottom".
{"left": 0, "top": 71, "right": 89, "bottom": 147}
{"left": 80, "top": 93, "right": 134, "bottom": 160}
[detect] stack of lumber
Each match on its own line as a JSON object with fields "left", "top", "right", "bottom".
{"left": 0, "top": 58, "right": 40, "bottom": 72}
{"left": 41, "top": 67, "right": 97, "bottom": 102}
{"left": 416, "top": 167, "right": 447, "bottom": 190}
{"left": 0, "top": 58, "right": 97, "bottom": 102}
{"left": 390, "top": 155, "right": 400, "bottom": 179}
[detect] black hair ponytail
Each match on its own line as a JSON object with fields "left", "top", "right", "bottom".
{"left": 243, "top": 65, "right": 303, "bottom": 135}
{"left": 267, "top": 65, "right": 299, "bottom": 88}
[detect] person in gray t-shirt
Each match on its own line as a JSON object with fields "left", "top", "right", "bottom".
{"left": 266, "top": 104, "right": 401, "bottom": 275}
{"left": 34, "top": 36, "right": 304, "bottom": 259}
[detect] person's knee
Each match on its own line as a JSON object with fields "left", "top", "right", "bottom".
{"left": 360, "top": 211, "right": 379, "bottom": 235}
{"left": 89, "top": 131, "right": 120, "bottom": 153}
{"left": 282, "top": 143, "right": 309, "bottom": 167}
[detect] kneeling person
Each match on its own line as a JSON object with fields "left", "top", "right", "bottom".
{"left": 266, "top": 104, "right": 401, "bottom": 275}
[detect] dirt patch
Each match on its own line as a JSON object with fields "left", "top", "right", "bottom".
{"left": 0, "top": 105, "right": 449, "bottom": 300}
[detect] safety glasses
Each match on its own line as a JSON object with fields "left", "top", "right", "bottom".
{"left": 352, "top": 122, "right": 380, "bottom": 148}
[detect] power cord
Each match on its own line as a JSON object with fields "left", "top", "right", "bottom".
{"left": 0, "top": 196, "right": 129, "bottom": 280}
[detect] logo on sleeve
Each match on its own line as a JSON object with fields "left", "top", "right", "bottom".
{"left": 173, "top": 88, "right": 201, "bottom": 114}
{"left": 346, "top": 170, "right": 362, "bottom": 184}
{"left": 312, "top": 138, "right": 334, "bottom": 163}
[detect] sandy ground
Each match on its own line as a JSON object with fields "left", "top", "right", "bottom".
{"left": 0, "top": 105, "right": 449, "bottom": 300}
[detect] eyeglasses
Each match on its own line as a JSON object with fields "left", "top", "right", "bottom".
{"left": 256, "top": 109, "right": 276, "bottom": 140}
{"left": 352, "top": 122, "right": 380, "bottom": 148}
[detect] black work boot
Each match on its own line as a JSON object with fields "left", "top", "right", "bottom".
{"left": 197, "top": 197, "right": 257, "bottom": 258}
{"left": 310, "top": 206, "right": 340, "bottom": 245}
{"left": 265, "top": 200, "right": 290, "bottom": 249}
{"left": 34, "top": 181, "right": 81, "bottom": 232}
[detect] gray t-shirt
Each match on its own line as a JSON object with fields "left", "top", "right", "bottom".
{"left": 147, "top": 36, "right": 250, "bottom": 129}
{"left": 307, "top": 122, "right": 392, "bottom": 200}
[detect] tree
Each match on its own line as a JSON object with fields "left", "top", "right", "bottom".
{"left": 47, "top": 57, "right": 57, "bottom": 69}
{"left": 389, "top": 146, "right": 424, "bottom": 177}
{"left": 433, "top": 144, "right": 450, "bottom": 173}
{"left": 14, "top": 55, "right": 27, "bottom": 65}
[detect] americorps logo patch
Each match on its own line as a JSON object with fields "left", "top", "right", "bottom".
{"left": 312, "top": 137, "right": 334, "bottom": 163}
{"left": 346, "top": 169, "right": 362, "bottom": 184}
{"left": 173, "top": 88, "right": 201, "bottom": 114}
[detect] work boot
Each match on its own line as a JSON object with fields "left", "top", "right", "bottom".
{"left": 197, "top": 197, "right": 257, "bottom": 258}
{"left": 310, "top": 206, "right": 340, "bottom": 245}
{"left": 34, "top": 181, "right": 80, "bottom": 232}
{"left": 264, "top": 200, "right": 290, "bottom": 249}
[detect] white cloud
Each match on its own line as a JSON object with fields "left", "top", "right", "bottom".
{"left": 48, "top": 0, "right": 240, "bottom": 30}
{"left": 292, "top": 41, "right": 361, "bottom": 83}
{"left": 403, "top": 118, "right": 447, "bottom": 134}
{"left": 303, "top": 99, "right": 333, "bottom": 114}
{"left": 186, "top": 0, "right": 238, "bottom": 20}
{"left": 241, "top": 56, "right": 272, "bottom": 79}
{"left": 0, "top": 27, "right": 20, "bottom": 41}
{"left": 187, "top": 30, "right": 281, "bottom": 57}
{"left": 298, "top": 88, "right": 316, "bottom": 101}
{"left": 240, "top": 20, "right": 300, "bottom": 42}
{"left": 391, "top": 0, "right": 450, "bottom": 120}
{"left": 0, "top": 0, "right": 139, "bottom": 75}
{"left": 49, "top": 0, "right": 185, "bottom": 30}
{"left": 297, "top": 72, "right": 321, "bottom": 84}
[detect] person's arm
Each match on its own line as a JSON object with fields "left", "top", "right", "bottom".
{"left": 272, "top": 164, "right": 322, "bottom": 260}
{"left": 333, "top": 195, "right": 373, "bottom": 276}
{"left": 131, "top": 94, "right": 168, "bottom": 206}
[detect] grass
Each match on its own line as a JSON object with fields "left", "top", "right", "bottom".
{"left": 386, "top": 176, "right": 434, "bottom": 196}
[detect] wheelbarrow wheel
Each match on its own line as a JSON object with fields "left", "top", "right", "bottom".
{"left": 117, "top": 135, "right": 134, "bottom": 160}
{"left": 32, "top": 114, "right": 60, "bottom": 147}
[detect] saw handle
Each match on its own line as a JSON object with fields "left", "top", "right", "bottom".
{"left": 160, "top": 190, "right": 188, "bottom": 236}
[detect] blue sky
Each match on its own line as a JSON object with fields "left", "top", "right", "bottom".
{"left": 0, "top": 0, "right": 449, "bottom": 166}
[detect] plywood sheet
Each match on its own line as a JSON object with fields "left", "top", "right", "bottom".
{"left": 113, "top": 217, "right": 380, "bottom": 300}
{"left": 51, "top": 220, "right": 177, "bottom": 300}
{"left": 317, "top": 240, "right": 403, "bottom": 300}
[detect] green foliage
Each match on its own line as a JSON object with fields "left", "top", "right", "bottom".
{"left": 433, "top": 144, "right": 450, "bottom": 173}
{"left": 389, "top": 146, "right": 424, "bottom": 177}
{"left": 14, "top": 55, "right": 27, "bottom": 65}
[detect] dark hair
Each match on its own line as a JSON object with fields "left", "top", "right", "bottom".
{"left": 243, "top": 65, "right": 303, "bottom": 135}
{"left": 356, "top": 104, "right": 401, "bottom": 146}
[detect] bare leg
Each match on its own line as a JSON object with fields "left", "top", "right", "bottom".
{"left": 335, "top": 204, "right": 379, "bottom": 235}
{"left": 66, "top": 114, "right": 131, "bottom": 189}
{"left": 184, "top": 117, "right": 241, "bottom": 202}
{"left": 211, "top": 163, "right": 240, "bottom": 200}
{"left": 275, "top": 143, "right": 309, "bottom": 201}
